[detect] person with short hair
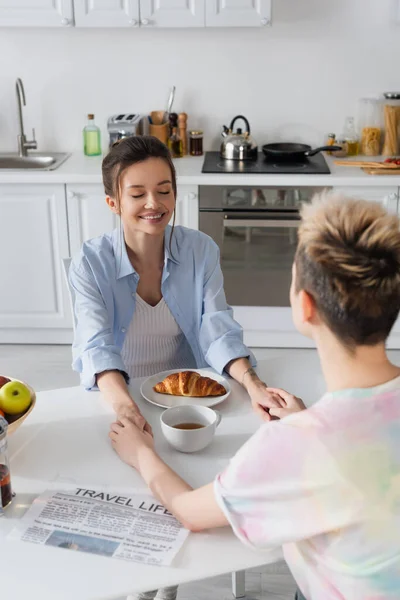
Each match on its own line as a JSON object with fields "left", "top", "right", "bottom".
{"left": 111, "top": 192, "right": 400, "bottom": 600}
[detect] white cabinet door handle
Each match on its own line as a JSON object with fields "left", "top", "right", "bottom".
{"left": 261, "top": 18, "right": 270, "bottom": 26}
{"left": 68, "top": 191, "right": 82, "bottom": 200}
{"left": 129, "top": 19, "right": 138, "bottom": 26}
{"left": 141, "top": 18, "right": 150, "bottom": 26}
{"left": 61, "top": 18, "right": 71, "bottom": 26}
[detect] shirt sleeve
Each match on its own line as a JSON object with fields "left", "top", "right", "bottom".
{"left": 199, "top": 239, "right": 256, "bottom": 374}
{"left": 69, "top": 258, "right": 129, "bottom": 390}
{"left": 214, "top": 412, "right": 364, "bottom": 550}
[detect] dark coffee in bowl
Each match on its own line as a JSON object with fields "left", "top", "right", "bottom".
{"left": 173, "top": 422, "right": 205, "bottom": 430}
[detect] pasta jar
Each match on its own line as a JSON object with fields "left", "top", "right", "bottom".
{"left": 189, "top": 130, "right": 203, "bottom": 156}
{"left": 382, "top": 92, "right": 400, "bottom": 156}
{"left": 359, "top": 97, "right": 382, "bottom": 156}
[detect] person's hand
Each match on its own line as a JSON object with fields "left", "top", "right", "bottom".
{"left": 109, "top": 417, "right": 155, "bottom": 471}
{"left": 246, "top": 381, "right": 286, "bottom": 422}
{"left": 116, "top": 403, "right": 153, "bottom": 436}
{"left": 267, "top": 387, "right": 306, "bottom": 419}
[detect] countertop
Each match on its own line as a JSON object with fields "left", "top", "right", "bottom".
{"left": 0, "top": 153, "right": 400, "bottom": 187}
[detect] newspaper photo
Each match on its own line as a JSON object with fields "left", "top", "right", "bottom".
{"left": 8, "top": 487, "right": 190, "bottom": 565}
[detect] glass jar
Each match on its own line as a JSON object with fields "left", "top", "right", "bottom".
{"left": 331, "top": 137, "right": 348, "bottom": 158}
{"left": 382, "top": 92, "right": 400, "bottom": 156}
{"left": 189, "top": 130, "right": 203, "bottom": 156}
{"left": 0, "top": 417, "right": 12, "bottom": 511}
{"left": 359, "top": 98, "right": 382, "bottom": 156}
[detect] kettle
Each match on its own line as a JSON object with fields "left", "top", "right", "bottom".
{"left": 220, "top": 115, "right": 257, "bottom": 160}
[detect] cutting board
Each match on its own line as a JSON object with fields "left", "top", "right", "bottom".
{"left": 362, "top": 167, "right": 400, "bottom": 175}
{"left": 334, "top": 160, "right": 400, "bottom": 175}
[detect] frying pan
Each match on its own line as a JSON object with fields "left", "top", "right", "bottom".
{"left": 262, "top": 142, "right": 342, "bottom": 161}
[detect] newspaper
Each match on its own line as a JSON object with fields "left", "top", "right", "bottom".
{"left": 8, "top": 487, "right": 190, "bottom": 565}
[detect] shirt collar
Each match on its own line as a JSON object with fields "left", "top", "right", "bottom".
{"left": 112, "top": 225, "right": 179, "bottom": 280}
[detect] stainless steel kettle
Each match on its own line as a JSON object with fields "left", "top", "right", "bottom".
{"left": 220, "top": 115, "right": 257, "bottom": 160}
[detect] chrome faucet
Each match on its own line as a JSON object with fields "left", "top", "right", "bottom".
{"left": 16, "top": 78, "right": 37, "bottom": 157}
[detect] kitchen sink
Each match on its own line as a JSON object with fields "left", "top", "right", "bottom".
{"left": 0, "top": 152, "right": 70, "bottom": 170}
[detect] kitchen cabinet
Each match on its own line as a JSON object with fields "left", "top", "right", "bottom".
{"left": 67, "top": 185, "right": 117, "bottom": 256}
{"left": 140, "top": 0, "right": 205, "bottom": 28}
{"left": 0, "top": 0, "right": 74, "bottom": 27}
{"left": 74, "top": 0, "right": 139, "bottom": 28}
{"left": 332, "top": 186, "right": 399, "bottom": 214}
{"left": 74, "top": 0, "right": 204, "bottom": 28}
{"left": 175, "top": 185, "right": 199, "bottom": 230}
{"left": 0, "top": 185, "right": 72, "bottom": 344}
{"left": 0, "top": 0, "right": 271, "bottom": 29}
{"left": 206, "top": 0, "right": 271, "bottom": 28}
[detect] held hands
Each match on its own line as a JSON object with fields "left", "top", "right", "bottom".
{"left": 246, "top": 380, "right": 287, "bottom": 421}
{"left": 267, "top": 387, "right": 306, "bottom": 419}
{"left": 109, "top": 417, "right": 154, "bottom": 471}
{"left": 116, "top": 402, "right": 153, "bottom": 436}
{"left": 242, "top": 368, "right": 306, "bottom": 421}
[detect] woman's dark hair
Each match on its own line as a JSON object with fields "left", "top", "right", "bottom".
{"left": 102, "top": 135, "right": 177, "bottom": 208}
{"left": 102, "top": 136, "right": 177, "bottom": 254}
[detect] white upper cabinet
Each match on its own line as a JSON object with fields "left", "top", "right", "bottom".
{"left": 0, "top": 0, "right": 74, "bottom": 27}
{"left": 0, "top": 0, "right": 272, "bottom": 28}
{"left": 140, "top": 0, "right": 205, "bottom": 28}
{"left": 206, "top": 0, "right": 271, "bottom": 28}
{"left": 74, "top": 0, "right": 140, "bottom": 28}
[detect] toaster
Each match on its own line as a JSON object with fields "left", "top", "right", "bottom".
{"left": 107, "top": 113, "right": 148, "bottom": 147}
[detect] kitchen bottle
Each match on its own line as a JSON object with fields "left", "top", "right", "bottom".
{"left": 83, "top": 114, "right": 101, "bottom": 156}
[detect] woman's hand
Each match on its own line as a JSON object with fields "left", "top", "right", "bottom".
{"left": 246, "top": 380, "right": 286, "bottom": 422}
{"left": 116, "top": 403, "right": 153, "bottom": 436}
{"left": 109, "top": 418, "right": 155, "bottom": 471}
{"left": 267, "top": 387, "right": 306, "bottom": 419}
{"left": 96, "top": 370, "right": 153, "bottom": 435}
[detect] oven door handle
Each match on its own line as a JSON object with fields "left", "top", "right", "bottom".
{"left": 223, "top": 217, "right": 300, "bottom": 228}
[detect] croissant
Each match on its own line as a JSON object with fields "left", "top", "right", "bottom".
{"left": 153, "top": 371, "right": 226, "bottom": 397}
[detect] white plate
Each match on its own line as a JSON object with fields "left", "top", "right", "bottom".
{"left": 140, "top": 368, "right": 231, "bottom": 409}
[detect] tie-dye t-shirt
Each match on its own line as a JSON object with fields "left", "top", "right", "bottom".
{"left": 214, "top": 376, "right": 400, "bottom": 600}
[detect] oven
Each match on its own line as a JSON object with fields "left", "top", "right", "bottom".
{"left": 199, "top": 185, "right": 331, "bottom": 346}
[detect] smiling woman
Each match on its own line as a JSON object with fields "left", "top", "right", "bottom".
{"left": 69, "top": 138, "right": 282, "bottom": 415}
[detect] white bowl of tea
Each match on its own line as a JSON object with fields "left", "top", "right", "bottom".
{"left": 160, "top": 404, "right": 221, "bottom": 453}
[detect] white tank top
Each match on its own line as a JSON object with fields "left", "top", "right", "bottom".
{"left": 121, "top": 294, "right": 196, "bottom": 379}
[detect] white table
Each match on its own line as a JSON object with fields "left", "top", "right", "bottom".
{"left": 0, "top": 368, "right": 288, "bottom": 600}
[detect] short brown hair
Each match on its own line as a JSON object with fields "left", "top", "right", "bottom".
{"left": 295, "top": 191, "right": 400, "bottom": 347}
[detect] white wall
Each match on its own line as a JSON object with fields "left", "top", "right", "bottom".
{"left": 0, "top": 0, "right": 400, "bottom": 154}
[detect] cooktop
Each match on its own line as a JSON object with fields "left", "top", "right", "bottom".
{"left": 202, "top": 151, "right": 331, "bottom": 175}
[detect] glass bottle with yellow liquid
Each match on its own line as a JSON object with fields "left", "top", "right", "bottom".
{"left": 341, "top": 116, "right": 359, "bottom": 156}
{"left": 83, "top": 114, "right": 101, "bottom": 156}
{"left": 168, "top": 127, "right": 183, "bottom": 158}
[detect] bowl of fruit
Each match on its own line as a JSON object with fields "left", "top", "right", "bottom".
{"left": 0, "top": 376, "right": 36, "bottom": 435}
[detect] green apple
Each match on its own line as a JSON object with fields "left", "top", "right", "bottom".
{"left": 0, "top": 381, "right": 31, "bottom": 415}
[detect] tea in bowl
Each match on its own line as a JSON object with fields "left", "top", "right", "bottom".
{"left": 160, "top": 405, "right": 221, "bottom": 453}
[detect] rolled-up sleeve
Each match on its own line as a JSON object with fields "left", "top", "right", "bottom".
{"left": 199, "top": 240, "right": 256, "bottom": 374}
{"left": 69, "top": 259, "right": 128, "bottom": 390}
